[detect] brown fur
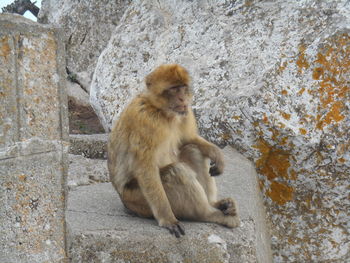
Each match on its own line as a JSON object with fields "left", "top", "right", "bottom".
{"left": 108, "top": 64, "right": 239, "bottom": 237}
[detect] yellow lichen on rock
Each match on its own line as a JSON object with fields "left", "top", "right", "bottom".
{"left": 254, "top": 139, "right": 295, "bottom": 205}
{"left": 313, "top": 33, "right": 350, "bottom": 130}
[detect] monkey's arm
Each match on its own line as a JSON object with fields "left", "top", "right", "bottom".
{"left": 127, "top": 104, "right": 185, "bottom": 236}
{"left": 188, "top": 136, "right": 225, "bottom": 176}
{"left": 135, "top": 157, "right": 185, "bottom": 237}
{"left": 181, "top": 112, "right": 224, "bottom": 176}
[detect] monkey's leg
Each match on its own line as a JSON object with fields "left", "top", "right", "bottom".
{"left": 178, "top": 145, "right": 239, "bottom": 218}
{"left": 160, "top": 163, "right": 240, "bottom": 228}
{"left": 122, "top": 179, "right": 153, "bottom": 218}
{"left": 122, "top": 180, "right": 185, "bottom": 237}
{"left": 179, "top": 144, "right": 217, "bottom": 204}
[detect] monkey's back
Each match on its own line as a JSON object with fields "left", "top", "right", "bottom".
{"left": 107, "top": 94, "right": 171, "bottom": 195}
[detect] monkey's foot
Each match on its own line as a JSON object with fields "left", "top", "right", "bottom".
{"left": 225, "top": 215, "right": 240, "bottom": 228}
{"left": 162, "top": 222, "right": 185, "bottom": 238}
{"left": 215, "top": 198, "right": 237, "bottom": 216}
{"left": 209, "top": 165, "right": 221, "bottom": 176}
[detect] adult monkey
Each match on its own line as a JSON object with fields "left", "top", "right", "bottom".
{"left": 108, "top": 64, "right": 240, "bottom": 237}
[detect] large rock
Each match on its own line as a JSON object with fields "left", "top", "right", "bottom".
{"left": 89, "top": 0, "right": 350, "bottom": 261}
{"left": 38, "top": 0, "right": 131, "bottom": 92}
{"left": 66, "top": 147, "right": 272, "bottom": 262}
{"left": 0, "top": 14, "right": 68, "bottom": 262}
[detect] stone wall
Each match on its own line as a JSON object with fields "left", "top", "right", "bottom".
{"left": 0, "top": 14, "right": 68, "bottom": 262}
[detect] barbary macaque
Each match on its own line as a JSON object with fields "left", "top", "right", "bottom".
{"left": 108, "top": 64, "right": 239, "bottom": 237}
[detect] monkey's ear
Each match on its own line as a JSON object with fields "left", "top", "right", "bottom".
{"left": 174, "top": 65, "right": 190, "bottom": 85}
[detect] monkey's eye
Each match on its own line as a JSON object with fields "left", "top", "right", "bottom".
{"left": 170, "top": 86, "right": 181, "bottom": 92}
{"left": 170, "top": 85, "right": 189, "bottom": 93}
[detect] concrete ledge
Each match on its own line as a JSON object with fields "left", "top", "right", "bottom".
{"left": 66, "top": 147, "right": 272, "bottom": 262}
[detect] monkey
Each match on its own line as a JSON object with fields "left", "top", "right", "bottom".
{"left": 108, "top": 64, "right": 240, "bottom": 237}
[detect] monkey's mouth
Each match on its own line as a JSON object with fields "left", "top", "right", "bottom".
{"left": 173, "top": 105, "right": 188, "bottom": 115}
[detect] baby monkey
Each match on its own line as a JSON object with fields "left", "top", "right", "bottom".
{"left": 108, "top": 64, "right": 239, "bottom": 237}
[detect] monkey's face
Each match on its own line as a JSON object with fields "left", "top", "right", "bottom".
{"left": 162, "top": 85, "right": 192, "bottom": 115}
{"left": 145, "top": 64, "right": 193, "bottom": 116}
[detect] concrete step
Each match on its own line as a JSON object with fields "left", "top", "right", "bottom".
{"left": 68, "top": 154, "right": 109, "bottom": 189}
{"left": 69, "top": 134, "right": 108, "bottom": 159}
{"left": 66, "top": 147, "right": 272, "bottom": 263}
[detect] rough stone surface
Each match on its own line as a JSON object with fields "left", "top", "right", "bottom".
{"left": 67, "top": 82, "right": 105, "bottom": 134}
{"left": 68, "top": 154, "right": 109, "bottom": 190}
{"left": 89, "top": 1, "right": 350, "bottom": 261}
{"left": 69, "top": 134, "right": 107, "bottom": 159}
{"left": 67, "top": 81, "right": 90, "bottom": 108}
{"left": 0, "top": 14, "right": 68, "bottom": 262}
{"left": 38, "top": 0, "right": 131, "bottom": 92}
{"left": 66, "top": 147, "right": 272, "bottom": 263}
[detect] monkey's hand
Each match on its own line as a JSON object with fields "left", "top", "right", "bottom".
{"left": 160, "top": 221, "right": 185, "bottom": 238}
{"left": 209, "top": 146, "right": 225, "bottom": 176}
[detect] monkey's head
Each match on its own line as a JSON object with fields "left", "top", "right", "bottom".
{"left": 145, "top": 64, "right": 193, "bottom": 116}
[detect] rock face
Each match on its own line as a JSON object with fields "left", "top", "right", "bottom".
{"left": 38, "top": 0, "right": 131, "bottom": 92}
{"left": 0, "top": 14, "right": 68, "bottom": 262}
{"left": 89, "top": 0, "right": 350, "bottom": 261}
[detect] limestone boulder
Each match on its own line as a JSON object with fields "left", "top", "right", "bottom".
{"left": 67, "top": 81, "right": 90, "bottom": 107}
{"left": 90, "top": 0, "right": 350, "bottom": 261}
{"left": 38, "top": 0, "right": 131, "bottom": 92}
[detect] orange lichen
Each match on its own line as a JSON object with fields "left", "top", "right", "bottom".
{"left": 267, "top": 181, "right": 294, "bottom": 205}
{"left": 0, "top": 36, "right": 11, "bottom": 57}
{"left": 280, "top": 137, "right": 288, "bottom": 146}
{"left": 18, "top": 174, "right": 27, "bottom": 182}
{"left": 338, "top": 158, "right": 345, "bottom": 163}
{"left": 232, "top": 115, "right": 241, "bottom": 120}
{"left": 277, "top": 61, "right": 288, "bottom": 74}
{"left": 281, "top": 112, "right": 291, "bottom": 120}
{"left": 312, "top": 33, "right": 350, "bottom": 130}
{"left": 254, "top": 139, "right": 296, "bottom": 205}
{"left": 299, "top": 128, "right": 307, "bottom": 135}
{"left": 324, "top": 101, "right": 345, "bottom": 124}
{"left": 268, "top": 128, "right": 280, "bottom": 141}
{"left": 312, "top": 67, "right": 324, "bottom": 80}
{"left": 281, "top": 90, "right": 288, "bottom": 95}
{"left": 296, "top": 44, "right": 310, "bottom": 73}
{"left": 278, "top": 122, "right": 286, "bottom": 129}
{"left": 290, "top": 170, "right": 297, "bottom": 180}
{"left": 298, "top": 87, "right": 306, "bottom": 95}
